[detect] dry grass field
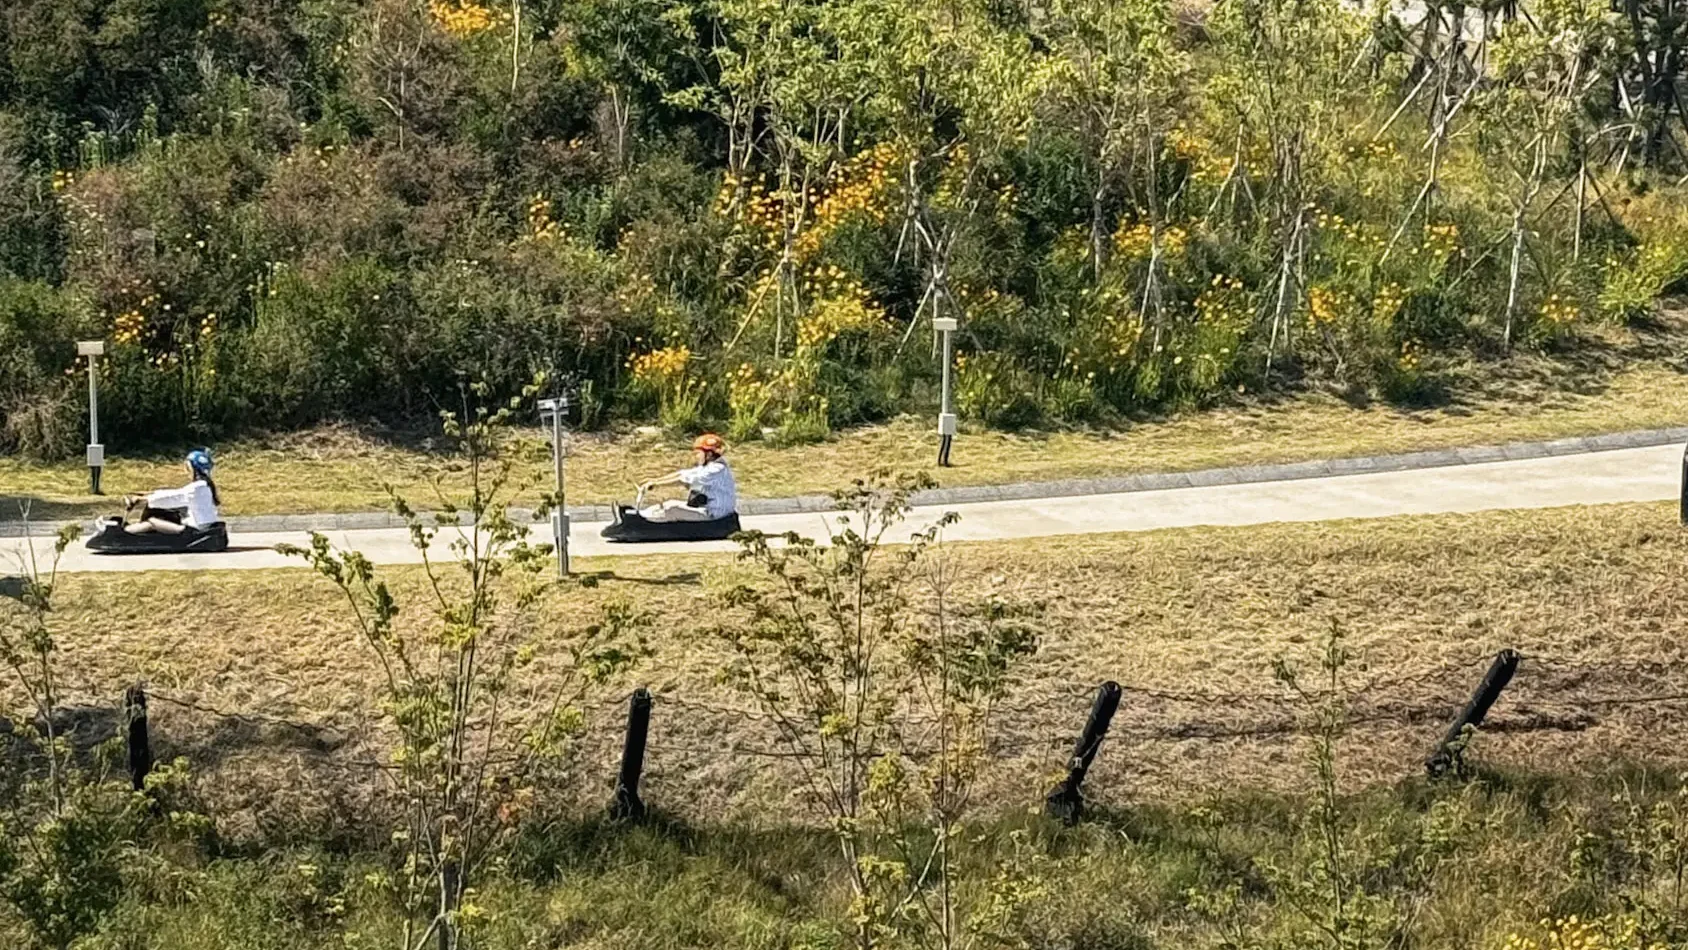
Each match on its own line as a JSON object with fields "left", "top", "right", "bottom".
{"left": 18, "top": 498, "right": 1688, "bottom": 838}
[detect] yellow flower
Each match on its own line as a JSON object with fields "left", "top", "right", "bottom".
{"left": 1307, "top": 285, "right": 1349, "bottom": 326}
{"left": 428, "top": 0, "right": 508, "bottom": 38}
{"left": 628, "top": 346, "right": 692, "bottom": 385}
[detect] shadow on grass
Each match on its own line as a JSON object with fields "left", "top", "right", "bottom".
{"left": 0, "top": 494, "right": 104, "bottom": 523}
{"left": 508, "top": 808, "right": 840, "bottom": 885}
{"left": 580, "top": 569, "right": 703, "bottom": 587}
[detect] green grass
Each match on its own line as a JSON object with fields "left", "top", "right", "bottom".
{"left": 3, "top": 316, "right": 1685, "bottom": 522}
{"left": 48, "top": 769, "right": 1688, "bottom": 950}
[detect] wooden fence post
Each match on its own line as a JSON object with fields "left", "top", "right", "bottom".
{"left": 1426, "top": 650, "right": 1519, "bottom": 778}
{"left": 1045, "top": 681, "right": 1122, "bottom": 825}
{"left": 124, "top": 684, "right": 151, "bottom": 792}
{"left": 610, "top": 687, "right": 652, "bottom": 820}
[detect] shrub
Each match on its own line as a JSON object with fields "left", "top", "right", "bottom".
{"left": 229, "top": 259, "right": 406, "bottom": 428}
{"left": 0, "top": 279, "right": 94, "bottom": 459}
{"left": 956, "top": 351, "right": 1043, "bottom": 430}
{"left": 1599, "top": 241, "right": 1688, "bottom": 324}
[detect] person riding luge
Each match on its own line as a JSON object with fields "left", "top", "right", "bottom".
{"left": 638, "top": 433, "right": 737, "bottom": 523}
{"left": 125, "top": 448, "right": 222, "bottom": 535}
{"left": 87, "top": 447, "right": 230, "bottom": 553}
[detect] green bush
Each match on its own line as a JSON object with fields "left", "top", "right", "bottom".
{"left": 231, "top": 259, "right": 406, "bottom": 428}
{"left": 0, "top": 280, "right": 94, "bottom": 458}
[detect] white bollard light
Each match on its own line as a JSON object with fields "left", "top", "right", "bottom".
{"left": 77, "top": 340, "right": 106, "bottom": 494}
{"left": 934, "top": 317, "right": 958, "bottom": 466}
{"left": 538, "top": 394, "right": 573, "bottom": 576}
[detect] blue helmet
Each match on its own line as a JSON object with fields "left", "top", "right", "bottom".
{"left": 186, "top": 448, "right": 214, "bottom": 478}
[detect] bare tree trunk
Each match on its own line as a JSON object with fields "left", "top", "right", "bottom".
{"left": 1091, "top": 183, "right": 1109, "bottom": 274}
{"left": 1502, "top": 138, "right": 1547, "bottom": 350}
{"left": 1502, "top": 201, "right": 1528, "bottom": 350}
{"left": 611, "top": 85, "right": 630, "bottom": 171}
{"left": 1267, "top": 210, "right": 1304, "bottom": 380}
{"left": 510, "top": 0, "right": 522, "bottom": 95}
{"left": 1573, "top": 154, "right": 1587, "bottom": 261}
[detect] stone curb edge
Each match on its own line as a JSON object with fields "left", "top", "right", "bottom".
{"left": 4, "top": 426, "right": 1684, "bottom": 538}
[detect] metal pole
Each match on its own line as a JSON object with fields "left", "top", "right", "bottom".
{"left": 611, "top": 687, "right": 652, "bottom": 820}
{"left": 1045, "top": 681, "right": 1122, "bottom": 824}
{"left": 87, "top": 354, "right": 98, "bottom": 448}
{"left": 550, "top": 403, "right": 569, "bottom": 576}
{"left": 935, "top": 317, "right": 957, "bottom": 467}
{"left": 81, "top": 343, "right": 105, "bottom": 495}
{"left": 124, "top": 684, "right": 151, "bottom": 792}
{"left": 1426, "top": 649, "right": 1519, "bottom": 778}
{"left": 1680, "top": 440, "right": 1686, "bottom": 526}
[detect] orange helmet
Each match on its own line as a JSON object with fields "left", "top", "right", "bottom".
{"left": 693, "top": 433, "right": 726, "bottom": 454}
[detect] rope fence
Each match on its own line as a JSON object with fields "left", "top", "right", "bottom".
{"left": 27, "top": 647, "right": 1688, "bottom": 824}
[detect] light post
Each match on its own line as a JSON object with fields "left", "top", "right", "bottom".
{"left": 934, "top": 316, "right": 957, "bottom": 467}
{"left": 78, "top": 340, "right": 106, "bottom": 494}
{"left": 538, "top": 391, "right": 574, "bottom": 576}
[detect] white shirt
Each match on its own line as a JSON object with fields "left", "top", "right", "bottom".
{"left": 676, "top": 459, "right": 737, "bottom": 519}
{"left": 147, "top": 479, "right": 221, "bottom": 528}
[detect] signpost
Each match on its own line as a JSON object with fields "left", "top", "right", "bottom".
{"left": 78, "top": 340, "right": 106, "bottom": 494}
{"left": 935, "top": 316, "right": 957, "bottom": 467}
{"left": 538, "top": 392, "right": 573, "bottom": 576}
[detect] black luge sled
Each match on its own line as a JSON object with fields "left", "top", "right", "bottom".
{"left": 85, "top": 517, "right": 230, "bottom": 554}
{"left": 599, "top": 505, "right": 741, "bottom": 543}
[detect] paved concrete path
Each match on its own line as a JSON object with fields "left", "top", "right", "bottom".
{"left": 2, "top": 441, "right": 1679, "bottom": 575}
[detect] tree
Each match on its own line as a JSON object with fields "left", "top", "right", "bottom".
{"left": 283, "top": 381, "right": 647, "bottom": 950}
{"left": 1039, "top": 0, "right": 1185, "bottom": 276}
{"left": 712, "top": 472, "right": 1038, "bottom": 949}
{"left": 1205, "top": 0, "right": 1373, "bottom": 374}
{"left": 1478, "top": 0, "right": 1615, "bottom": 347}
{"left": 351, "top": 0, "right": 467, "bottom": 151}
{"left": 557, "top": 0, "right": 697, "bottom": 171}
{"left": 857, "top": 0, "right": 1041, "bottom": 356}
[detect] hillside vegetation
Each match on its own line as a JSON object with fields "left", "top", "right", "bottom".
{"left": 4, "top": 0, "right": 1688, "bottom": 458}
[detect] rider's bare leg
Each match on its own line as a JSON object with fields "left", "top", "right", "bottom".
{"left": 125, "top": 517, "right": 186, "bottom": 535}
{"left": 641, "top": 500, "right": 712, "bottom": 523}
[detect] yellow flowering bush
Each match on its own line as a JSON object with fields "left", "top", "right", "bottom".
{"left": 1170, "top": 125, "right": 1239, "bottom": 184}
{"left": 1307, "top": 284, "right": 1353, "bottom": 328}
{"left": 1180, "top": 275, "right": 1251, "bottom": 396}
{"left": 716, "top": 144, "right": 901, "bottom": 267}
{"left": 1373, "top": 281, "right": 1406, "bottom": 324}
{"left": 626, "top": 344, "right": 704, "bottom": 432}
{"left": 112, "top": 308, "right": 146, "bottom": 346}
{"left": 1113, "top": 222, "right": 1189, "bottom": 261}
{"left": 1062, "top": 295, "right": 1143, "bottom": 380}
{"left": 1598, "top": 240, "right": 1688, "bottom": 324}
{"left": 428, "top": 0, "right": 508, "bottom": 39}
{"left": 627, "top": 344, "right": 691, "bottom": 387}
{"left": 795, "top": 274, "right": 887, "bottom": 351}
{"left": 1540, "top": 292, "right": 1580, "bottom": 326}
{"left": 1423, "top": 222, "right": 1460, "bottom": 258}
{"left": 1501, "top": 914, "right": 1667, "bottom": 950}
{"left": 794, "top": 143, "right": 899, "bottom": 259}
{"left": 522, "top": 195, "right": 565, "bottom": 243}
{"left": 725, "top": 362, "right": 774, "bottom": 441}
{"left": 1398, "top": 337, "right": 1424, "bottom": 372}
